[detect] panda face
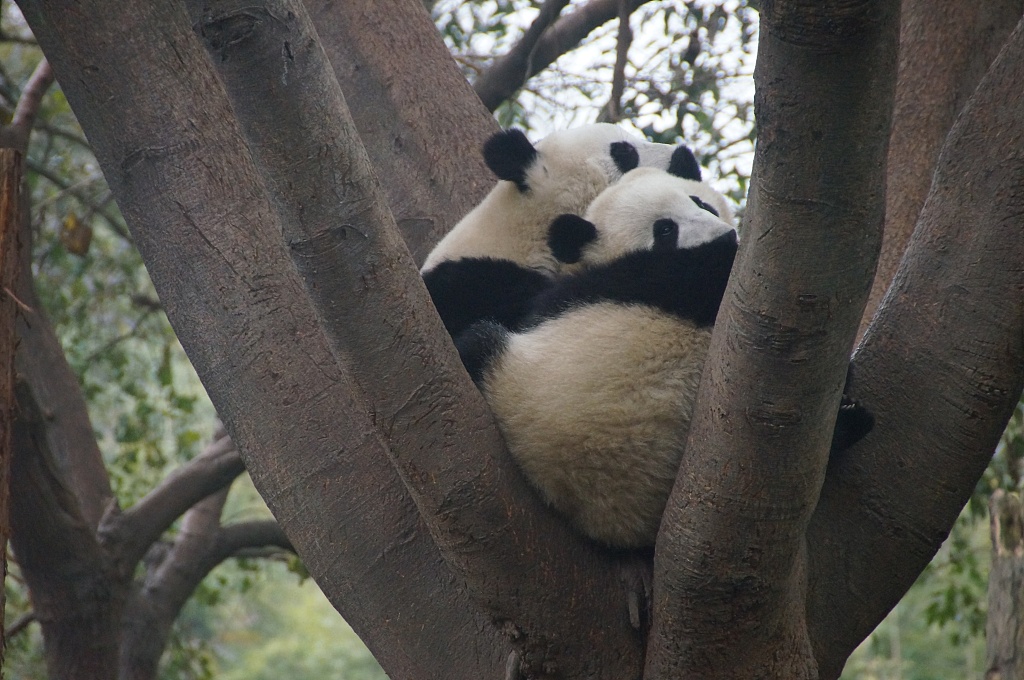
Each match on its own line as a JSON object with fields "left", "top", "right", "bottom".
{"left": 548, "top": 167, "right": 736, "bottom": 269}
{"left": 421, "top": 125, "right": 697, "bottom": 275}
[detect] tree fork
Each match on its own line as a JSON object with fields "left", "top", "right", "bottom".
{"left": 187, "top": 1, "right": 647, "bottom": 675}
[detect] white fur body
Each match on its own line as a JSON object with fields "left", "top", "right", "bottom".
{"left": 482, "top": 302, "right": 712, "bottom": 547}
{"left": 421, "top": 124, "right": 679, "bottom": 275}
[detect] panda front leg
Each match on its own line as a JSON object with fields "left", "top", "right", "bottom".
{"left": 454, "top": 320, "right": 512, "bottom": 385}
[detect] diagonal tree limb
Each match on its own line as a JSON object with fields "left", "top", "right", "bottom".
{"left": 99, "top": 425, "right": 244, "bottom": 572}
{"left": 861, "top": 0, "right": 1024, "bottom": 335}
{"left": 188, "top": 2, "right": 646, "bottom": 676}
{"left": 0, "top": 58, "right": 53, "bottom": 152}
{"left": 16, "top": 1, "right": 510, "bottom": 677}
{"left": 473, "top": 0, "right": 570, "bottom": 111}
{"left": 646, "top": 2, "right": 899, "bottom": 677}
{"left": 807, "top": 15, "right": 1024, "bottom": 678}
{"left": 474, "top": 0, "right": 655, "bottom": 112}
{"left": 306, "top": 0, "right": 499, "bottom": 262}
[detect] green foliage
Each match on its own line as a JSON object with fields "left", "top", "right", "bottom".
{"left": 202, "top": 563, "right": 388, "bottom": 680}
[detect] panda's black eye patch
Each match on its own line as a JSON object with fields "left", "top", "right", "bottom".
{"left": 690, "top": 195, "right": 719, "bottom": 217}
{"left": 652, "top": 218, "right": 678, "bottom": 251}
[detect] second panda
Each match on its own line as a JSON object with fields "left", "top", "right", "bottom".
{"left": 458, "top": 167, "right": 873, "bottom": 549}
{"left": 457, "top": 167, "right": 739, "bottom": 548}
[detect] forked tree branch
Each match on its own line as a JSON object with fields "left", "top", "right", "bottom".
{"left": 99, "top": 425, "right": 244, "bottom": 571}
{"left": 188, "top": 2, "right": 645, "bottom": 675}
{"left": 474, "top": 0, "right": 655, "bottom": 112}
{"left": 16, "top": 1, "right": 510, "bottom": 677}
{"left": 807, "top": 15, "right": 1024, "bottom": 678}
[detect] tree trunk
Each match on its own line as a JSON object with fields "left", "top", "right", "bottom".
{"left": 0, "top": 147, "right": 21, "bottom": 666}
{"left": 986, "top": 490, "right": 1024, "bottom": 680}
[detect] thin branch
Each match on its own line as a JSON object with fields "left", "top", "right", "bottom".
{"left": 26, "top": 158, "right": 130, "bottom": 241}
{"left": 99, "top": 426, "right": 244, "bottom": 571}
{"left": 5, "top": 611, "right": 36, "bottom": 638}
{"left": 0, "top": 59, "right": 53, "bottom": 152}
{"left": 596, "top": 0, "right": 632, "bottom": 123}
{"left": 473, "top": 0, "right": 654, "bottom": 112}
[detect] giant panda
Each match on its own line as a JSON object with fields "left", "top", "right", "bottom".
{"left": 457, "top": 168, "right": 873, "bottom": 548}
{"left": 421, "top": 123, "right": 707, "bottom": 339}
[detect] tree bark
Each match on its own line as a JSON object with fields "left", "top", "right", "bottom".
{"left": 986, "top": 490, "right": 1024, "bottom": 680}
{"left": 863, "top": 0, "right": 1024, "bottom": 333}
{"left": 306, "top": 0, "right": 499, "bottom": 263}
{"left": 807, "top": 15, "right": 1024, "bottom": 678}
{"left": 645, "top": 2, "right": 899, "bottom": 677}
{"left": 11, "top": 381, "right": 124, "bottom": 679}
{"left": 0, "top": 147, "right": 20, "bottom": 664}
{"left": 16, "top": 1, "right": 511, "bottom": 677}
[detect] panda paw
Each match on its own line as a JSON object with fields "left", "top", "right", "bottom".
{"left": 455, "top": 321, "right": 511, "bottom": 384}
{"left": 829, "top": 395, "right": 875, "bottom": 454}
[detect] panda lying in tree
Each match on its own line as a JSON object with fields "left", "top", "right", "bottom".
{"left": 457, "top": 167, "right": 874, "bottom": 549}
{"left": 421, "top": 123, "right": 713, "bottom": 339}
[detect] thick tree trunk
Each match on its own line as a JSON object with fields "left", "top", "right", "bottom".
{"left": 11, "top": 382, "right": 125, "bottom": 679}
{"left": 307, "top": 0, "right": 499, "bottom": 262}
{"left": 986, "top": 490, "right": 1024, "bottom": 680}
{"left": 0, "top": 148, "right": 20, "bottom": 662}
{"left": 807, "top": 15, "right": 1024, "bottom": 678}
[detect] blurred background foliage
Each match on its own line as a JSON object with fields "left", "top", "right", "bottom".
{"left": 2, "top": 0, "right": 1022, "bottom": 677}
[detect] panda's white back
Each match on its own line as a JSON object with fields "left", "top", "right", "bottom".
{"left": 483, "top": 302, "right": 712, "bottom": 548}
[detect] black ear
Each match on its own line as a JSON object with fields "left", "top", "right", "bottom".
{"left": 668, "top": 145, "right": 702, "bottom": 181}
{"left": 548, "top": 214, "right": 598, "bottom": 264}
{"left": 483, "top": 128, "right": 537, "bottom": 192}
{"left": 610, "top": 141, "right": 640, "bottom": 174}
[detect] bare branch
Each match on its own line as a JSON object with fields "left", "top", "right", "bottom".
{"left": 597, "top": 0, "right": 633, "bottom": 123}
{"left": 26, "top": 158, "right": 130, "bottom": 241}
{"left": 100, "top": 426, "right": 244, "bottom": 570}
{"left": 5, "top": 611, "right": 36, "bottom": 638}
{"left": 473, "top": 0, "right": 570, "bottom": 111}
{"left": 474, "top": 0, "right": 655, "bottom": 112}
{"left": 0, "top": 59, "right": 53, "bottom": 152}
{"left": 808, "top": 15, "right": 1024, "bottom": 678}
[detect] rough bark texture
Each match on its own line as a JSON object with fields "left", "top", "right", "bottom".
{"left": 307, "top": 0, "right": 499, "bottom": 263}
{"left": 645, "top": 2, "right": 899, "bottom": 677}
{"left": 863, "top": 0, "right": 1024, "bottom": 333}
{"left": 16, "top": 1, "right": 511, "bottom": 677}
{"left": 11, "top": 381, "right": 124, "bottom": 679}
{"left": 987, "top": 490, "right": 1024, "bottom": 680}
{"left": 807, "top": 16, "right": 1024, "bottom": 679}
{"left": 189, "top": 2, "right": 647, "bottom": 676}
{"left": 0, "top": 148, "right": 20, "bottom": 661}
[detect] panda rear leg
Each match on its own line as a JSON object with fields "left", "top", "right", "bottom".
{"left": 830, "top": 363, "right": 875, "bottom": 454}
{"left": 455, "top": 321, "right": 511, "bottom": 384}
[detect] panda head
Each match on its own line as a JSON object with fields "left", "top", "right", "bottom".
{"left": 547, "top": 166, "right": 737, "bottom": 269}
{"left": 422, "top": 124, "right": 705, "bottom": 273}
